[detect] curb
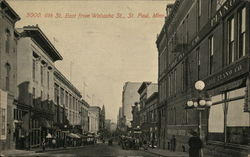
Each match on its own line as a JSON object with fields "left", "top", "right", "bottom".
{"left": 142, "top": 149, "right": 188, "bottom": 157}
{"left": 144, "top": 150, "right": 168, "bottom": 157}
{"left": 35, "top": 144, "right": 93, "bottom": 153}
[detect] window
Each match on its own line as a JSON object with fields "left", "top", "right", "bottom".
{"left": 1, "top": 108, "right": 6, "bottom": 135}
{"left": 208, "top": 0, "right": 213, "bottom": 19}
{"left": 209, "top": 36, "right": 214, "bottom": 74}
{"left": 186, "top": 15, "right": 189, "bottom": 43}
{"left": 238, "top": 7, "right": 246, "bottom": 58}
{"left": 208, "top": 88, "right": 250, "bottom": 145}
{"left": 181, "top": 62, "right": 185, "bottom": 91}
{"left": 227, "top": 17, "right": 235, "bottom": 64}
{"left": 60, "top": 88, "right": 64, "bottom": 106}
{"left": 32, "top": 88, "right": 35, "bottom": 105}
{"left": 168, "top": 75, "right": 171, "bottom": 96}
{"left": 5, "top": 63, "right": 10, "bottom": 91}
{"left": 197, "top": 48, "right": 200, "bottom": 79}
{"left": 32, "top": 60, "right": 36, "bottom": 81}
{"left": 174, "top": 69, "right": 177, "bottom": 95}
{"left": 197, "top": 0, "right": 201, "bottom": 32}
{"left": 54, "top": 84, "right": 59, "bottom": 105}
{"left": 41, "top": 91, "right": 43, "bottom": 102}
{"left": 65, "top": 92, "right": 69, "bottom": 107}
{"left": 41, "top": 65, "right": 43, "bottom": 85}
{"left": 47, "top": 71, "right": 50, "bottom": 88}
{"left": 5, "top": 30, "right": 10, "bottom": 53}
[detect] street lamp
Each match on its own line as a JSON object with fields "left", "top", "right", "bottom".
{"left": 185, "top": 80, "right": 212, "bottom": 157}
{"left": 186, "top": 80, "right": 212, "bottom": 156}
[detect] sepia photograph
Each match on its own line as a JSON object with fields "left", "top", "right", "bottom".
{"left": 0, "top": 0, "right": 250, "bottom": 156}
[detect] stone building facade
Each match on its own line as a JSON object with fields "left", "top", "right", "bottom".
{"left": 0, "top": 0, "right": 20, "bottom": 150}
{"left": 156, "top": 0, "right": 250, "bottom": 156}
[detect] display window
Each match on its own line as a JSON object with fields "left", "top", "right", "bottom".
{"left": 208, "top": 87, "right": 250, "bottom": 146}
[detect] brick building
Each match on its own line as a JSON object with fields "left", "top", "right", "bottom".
{"left": 54, "top": 68, "right": 82, "bottom": 142}
{"left": 156, "top": 0, "right": 250, "bottom": 156}
{"left": 137, "top": 82, "right": 158, "bottom": 145}
{"left": 0, "top": 0, "right": 20, "bottom": 150}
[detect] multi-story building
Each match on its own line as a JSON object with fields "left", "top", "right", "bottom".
{"left": 54, "top": 68, "right": 82, "bottom": 141}
{"left": 16, "top": 25, "right": 63, "bottom": 149}
{"left": 145, "top": 92, "right": 158, "bottom": 147}
{"left": 110, "top": 122, "right": 117, "bottom": 133}
{"left": 0, "top": 0, "right": 20, "bottom": 150}
{"left": 122, "top": 82, "right": 141, "bottom": 129}
{"left": 116, "top": 107, "right": 123, "bottom": 131}
{"left": 137, "top": 82, "right": 158, "bottom": 143}
{"left": 88, "top": 107, "right": 99, "bottom": 134}
{"left": 80, "top": 99, "right": 89, "bottom": 133}
{"left": 99, "top": 105, "right": 105, "bottom": 136}
{"left": 131, "top": 102, "right": 140, "bottom": 132}
{"left": 105, "top": 119, "right": 111, "bottom": 132}
{"left": 156, "top": 0, "right": 250, "bottom": 156}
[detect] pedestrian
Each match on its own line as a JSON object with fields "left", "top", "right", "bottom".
{"left": 171, "top": 135, "right": 176, "bottom": 152}
{"left": 188, "top": 130, "right": 203, "bottom": 157}
{"left": 42, "top": 138, "right": 46, "bottom": 152}
{"left": 143, "top": 139, "right": 148, "bottom": 150}
{"left": 151, "top": 137, "right": 155, "bottom": 149}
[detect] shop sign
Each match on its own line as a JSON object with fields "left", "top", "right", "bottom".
{"left": 208, "top": 79, "right": 245, "bottom": 96}
{"left": 205, "top": 58, "right": 248, "bottom": 88}
{"left": 211, "top": 0, "right": 239, "bottom": 27}
{"left": 168, "top": 52, "right": 185, "bottom": 71}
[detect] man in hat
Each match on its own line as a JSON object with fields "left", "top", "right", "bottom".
{"left": 188, "top": 130, "right": 203, "bottom": 157}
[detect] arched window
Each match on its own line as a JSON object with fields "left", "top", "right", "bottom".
{"left": 5, "top": 63, "right": 11, "bottom": 91}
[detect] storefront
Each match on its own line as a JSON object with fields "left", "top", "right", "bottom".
{"left": 204, "top": 58, "right": 250, "bottom": 155}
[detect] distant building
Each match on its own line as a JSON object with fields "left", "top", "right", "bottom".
{"left": 110, "top": 122, "right": 117, "bottom": 132}
{"left": 121, "top": 82, "right": 141, "bottom": 129}
{"left": 54, "top": 68, "right": 82, "bottom": 135}
{"left": 80, "top": 99, "right": 89, "bottom": 133}
{"left": 0, "top": 0, "right": 20, "bottom": 150}
{"left": 117, "top": 107, "right": 123, "bottom": 130}
{"left": 88, "top": 106, "right": 101, "bottom": 134}
{"left": 137, "top": 82, "right": 158, "bottom": 143}
{"left": 131, "top": 102, "right": 140, "bottom": 132}
{"left": 99, "top": 105, "right": 105, "bottom": 134}
{"left": 105, "top": 119, "right": 111, "bottom": 132}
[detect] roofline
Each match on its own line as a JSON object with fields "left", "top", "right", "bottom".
{"left": 54, "top": 68, "right": 82, "bottom": 98}
{"left": 22, "top": 25, "right": 63, "bottom": 61}
{"left": 137, "top": 82, "right": 152, "bottom": 94}
{"left": 1, "top": 0, "right": 20, "bottom": 22}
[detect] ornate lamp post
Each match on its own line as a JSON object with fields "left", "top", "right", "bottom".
{"left": 186, "top": 80, "right": 212, "bottom": 156}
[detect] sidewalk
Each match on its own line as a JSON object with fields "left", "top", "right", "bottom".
{"left": 0, "top": 144, "right": 91, "bottom": 156}
{"left": 34, "top": 144, "right": 90, "bottom": 153}
{"left": 145, "top": 148, "right": 188, "bottom": 157}
{"left": 145, "top": 148, "right": 218, "bottom": 157}
{"left": 0, "top": 149, "right": 36, "bottom": 157}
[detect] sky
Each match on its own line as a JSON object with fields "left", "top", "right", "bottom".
{"left": 8, "top": 0, "right": 174, "bottom": 123}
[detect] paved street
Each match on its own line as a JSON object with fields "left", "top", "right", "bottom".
{"left": 22, "top": 143, "right": 159, "bottom": 157}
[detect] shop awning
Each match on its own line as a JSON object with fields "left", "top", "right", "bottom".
{"left": 67, "top": 133, "right": 81, "bottom": 139}
{"left": 46, "top": 133, "right": 52, "bottom": 138}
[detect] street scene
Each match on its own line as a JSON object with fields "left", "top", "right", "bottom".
{"left": 1, "top": 0, "right": 250, "bottom": 157}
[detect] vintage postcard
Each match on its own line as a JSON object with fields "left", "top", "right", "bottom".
{"left": 0, "top": 0, "right": 249, "bottom": 156}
